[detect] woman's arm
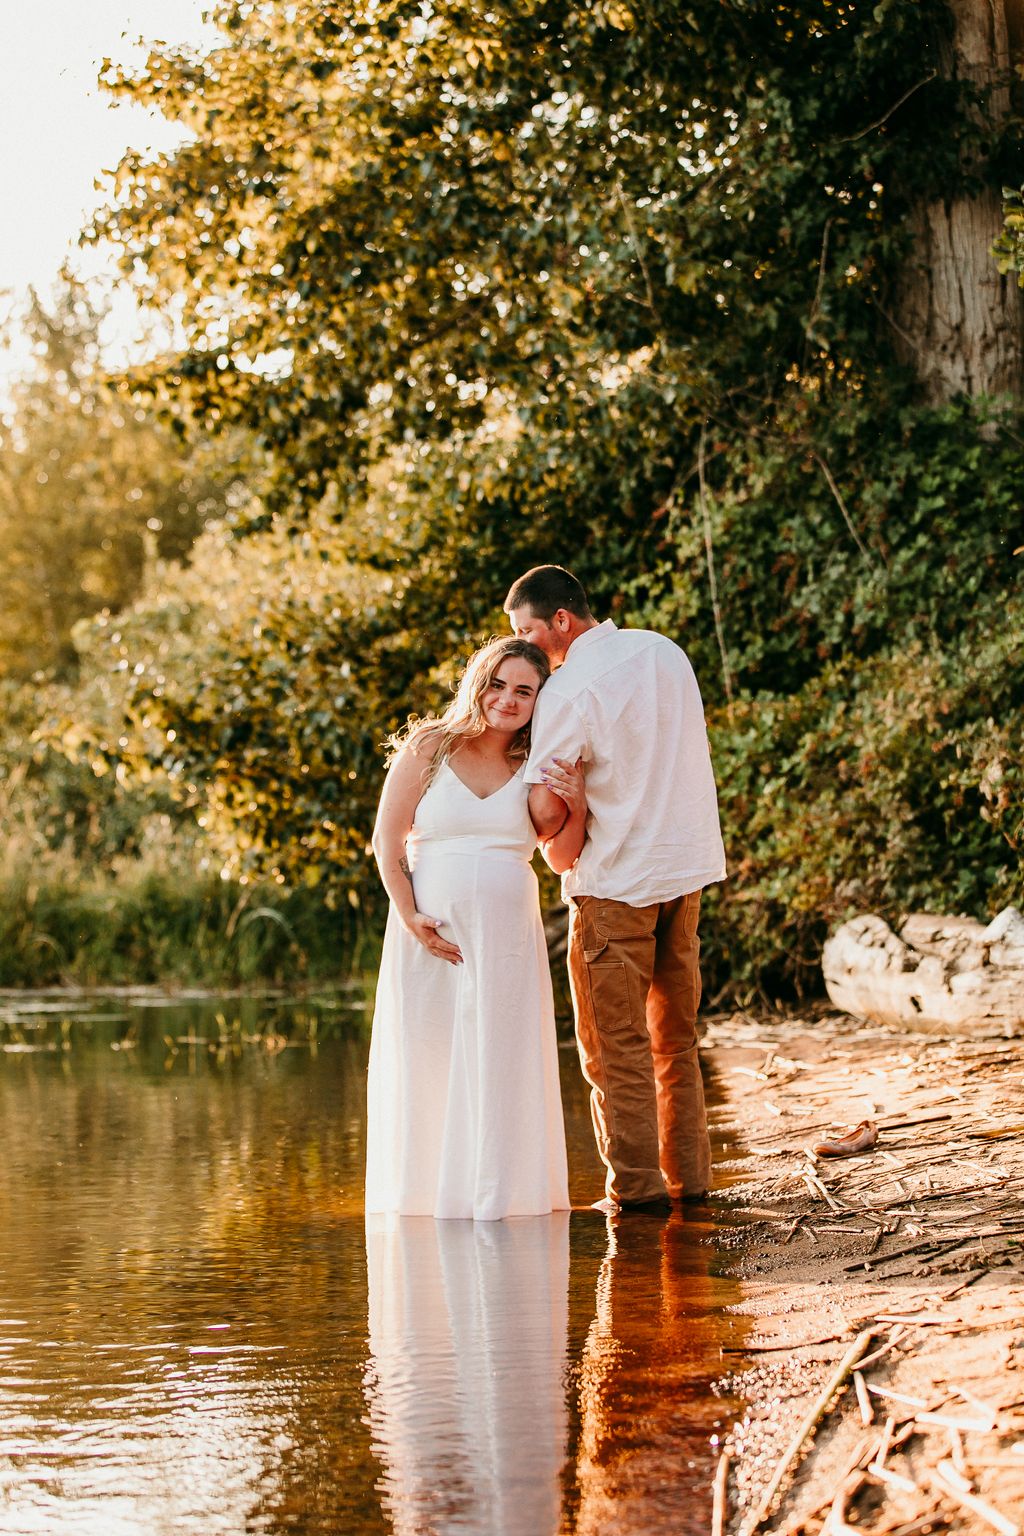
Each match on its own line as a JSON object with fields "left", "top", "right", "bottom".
{"left": 527, "top": 783, "right": 567, "bottom": 842}
{"left": 532, "top": 757, "right": 587, "bottom": 876}
{"left": 370, "top": 739, "right": 463, "bottom": 964}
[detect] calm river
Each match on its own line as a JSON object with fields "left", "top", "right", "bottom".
{"left": 0, "top": 991, "right": 744, "bottom": 1535}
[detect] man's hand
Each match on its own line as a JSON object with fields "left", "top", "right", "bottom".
{"left": 404, "top": 912, "right": 463, "bottom": 965}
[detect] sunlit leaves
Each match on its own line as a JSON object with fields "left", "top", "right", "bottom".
{"left": 89, "top": 0, "right": 962, "bottom": 517}
{"left": 995, "top": 186, "right": 1024, "bottom": 286}
{"left": 63, "top": 0, "right": 1024, "bottom": 993}
{"left": 0, "top": 277, "right": 238, "bottom": 682}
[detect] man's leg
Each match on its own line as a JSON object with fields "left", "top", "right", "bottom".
{"left": 567, "top": 896, "right": 664, "bottom": 1203}
{"left": 648, "top": 889, "right": 711, "bottom": 1199}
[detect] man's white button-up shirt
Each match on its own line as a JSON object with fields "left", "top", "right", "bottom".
{"left": 524, "top": 621, "right": 727, "bottom": 905}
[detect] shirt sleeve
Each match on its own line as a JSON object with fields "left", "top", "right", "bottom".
{"left": 524, "top": 690, "right": 589, "bottom": 783}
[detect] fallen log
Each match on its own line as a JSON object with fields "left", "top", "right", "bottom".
{"left": 822, "top": 907, "right": 1024, "bottom": 1035}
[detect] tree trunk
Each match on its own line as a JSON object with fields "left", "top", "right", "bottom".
{"left": 894, "top": 0, "right": 1024, "bottom": 402}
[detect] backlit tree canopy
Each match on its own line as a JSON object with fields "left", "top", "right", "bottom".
{"left": 93, "top": 1, "right": 1011, "bottom": 496}
{"left": 0, "top": 280, "right": 236, "bottom": 680}
{"left": 65, "top": 0, "right": 1023, "bottom": 996}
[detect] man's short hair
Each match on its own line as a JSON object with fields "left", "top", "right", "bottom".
{"left": 503, "top": 565, "right": 592, "bottom": 622}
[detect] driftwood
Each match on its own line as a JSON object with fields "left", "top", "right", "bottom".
{"left": 822, "top": 907, "right": 1024, "bottom": 1034}
{"left": 712, "top": 1449, "right": 730, "bottom": 1536}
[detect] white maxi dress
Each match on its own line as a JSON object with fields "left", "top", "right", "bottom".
{"left": 365, "top": 759, "right": 570, "bottom": 1220}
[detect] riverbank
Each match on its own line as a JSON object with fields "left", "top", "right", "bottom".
{"left": 705, "top": 1010, "right": 1024, "bottom": 1536}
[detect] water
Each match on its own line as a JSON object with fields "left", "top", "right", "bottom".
{"left": 0, "top": 992, "right": 745, "bottom": 1535}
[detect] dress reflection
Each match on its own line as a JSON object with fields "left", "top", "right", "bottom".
{"left": 364, "top": 1213, "right": 570, "bottom": 1536}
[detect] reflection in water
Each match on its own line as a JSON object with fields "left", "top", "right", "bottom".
{"left": 574, "top": 1209, "right": 741, "bottom": 1535}
{"left": 0, "top": 996, "right": 744, "bottom": 1535}
{"left": 0, "top": 998, "right": 385, "bottom": 1536}
{"left": 365, "top": 1215, "right": 569, "bottom": 1536}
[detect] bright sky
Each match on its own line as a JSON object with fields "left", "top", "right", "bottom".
{"left": 0, "top": 0, "right": 215, "bottom": 387}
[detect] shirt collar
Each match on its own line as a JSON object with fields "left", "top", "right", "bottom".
{"left": 562, "top": 619, "right": 616, "bottom": 665}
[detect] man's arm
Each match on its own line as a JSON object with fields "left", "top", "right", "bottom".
{"left": 524, "top": 692, "right": 587, "bottom": 786}
{"left": 524, "top": 690, "right": 587, "bottom": 842}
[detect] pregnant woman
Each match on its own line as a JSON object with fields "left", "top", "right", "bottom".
{"left": 365, "top": 636, "right": 585, "bottom": 1220}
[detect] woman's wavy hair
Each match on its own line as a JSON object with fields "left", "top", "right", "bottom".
{"left": 386, "top": 636, "right": 550, "bottom": 786}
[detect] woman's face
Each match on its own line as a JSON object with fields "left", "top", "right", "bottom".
{"left": 480, "top": 656, "right": 544, "bottom": 734}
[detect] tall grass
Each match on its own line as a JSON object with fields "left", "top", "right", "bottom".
{"left": 0, "top": 821, "right": 380, "bottom": 989}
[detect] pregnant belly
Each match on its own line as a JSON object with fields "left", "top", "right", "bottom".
{"left": 411, "top": 847, "right": 538, "bottom": 944}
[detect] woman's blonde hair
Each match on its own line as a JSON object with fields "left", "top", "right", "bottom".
{"left": 386, "top": 636, "right": 550, "bottom": 786}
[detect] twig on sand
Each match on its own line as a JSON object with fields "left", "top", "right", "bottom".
{"left": 929, "top": 1463, "right": 1020, "bottom": 1536}
{"left": 741, "top": 1327, "right": 879, "bottom": 1534}
{"left": 939, "top": 1268, "right": 988, "bottom": 1301}
{"left": 870, "top": 1414, "right": 895, "bottom": 1471}
{"left": 872, "top": 1312, "right": 956, "bottom": 1326}
{"left": 712, "top": 1449, "right": 730, "bottom": 1536}
{"left": 868, "top": 1385, "right": 930, "bottom": 1411}
{"left": 914, "top": 1408, "right": 994, "bottom": 1433}
{"left": 855, "top": 1326, "right": 907, "bottom": 1369}
{"left": 854, "top": 1370, "right": 874, "bottom": 1425}
{"left": 829, "top": 1470, "right": 868, "bottom": 1536}
{"left": 868, "top": 1415, "right": 918, "bottom": 1493}
{"left": 879, "top": 1513, "right": 952, "bottom": 1536}
{"left": 948, "top": 1383, "right": 998, "bottom": 1429}
{"left": 802, "top": 1170, "right": 846, "bottom": 1213}
{"left": 722, "top": 1333, "right": 845, "bottom": 1356}
{"left": 869, "top": 1461, "right": 919, "bottom": 1495}
{"left": 773, "top": 1434, "right": 877, "bottom": 1533}
{"left": 878, "top": 1112, "right": 953, "bottom": 1132}
{"left": 842, "top": 1237, "right": 963, "bottom": 1275}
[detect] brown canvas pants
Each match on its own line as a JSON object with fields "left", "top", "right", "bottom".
{"left": 567, "top": 890, "right": 711, "bottom": 1203}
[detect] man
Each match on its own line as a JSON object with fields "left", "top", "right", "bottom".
{"left": 505, "top": 565, "right": 726, "bottom": 1212}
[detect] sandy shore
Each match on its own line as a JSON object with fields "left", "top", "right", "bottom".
{"left": 704, "top": 1009, "right": 1024, "bottom": 1536}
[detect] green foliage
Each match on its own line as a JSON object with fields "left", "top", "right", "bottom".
{"left": 60, "top": 512, "right": 402, "bottom": 892}
{"left": 636, "top": 395, "right": 1022, "bottom": 702}
{"left": 29, "top": 0, "right": 1022, "bottom": 997}
{"left": 702, "top": 586, "right": 1024, "bottom": 1002}
{"left": 0, "top": 277, "right": 241, "bottom": 682}
{"left": 0, "top": 681, "right": 367, "bottom": 987}
{"left": 57, "top": 393, "right": 1022, "bottom": 1001}
{"left": 90, "top": 0, "right": 968, "bottom": 507}
{"left": 0, "top": 840, "right": 370, "bottom": 988}
{"left": 995, "top": 185, "right": 1024, "bottom": 285}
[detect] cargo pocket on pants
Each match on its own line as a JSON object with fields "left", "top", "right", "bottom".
{"left": 585, "top": 960, "right": 635, "bottom": 1039}
{"left": 575, "top": 897, "right": 611, "bottom": 965}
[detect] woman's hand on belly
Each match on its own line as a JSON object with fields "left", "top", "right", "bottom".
{"left": 403, "top": 911, "right": 464, "bottom": 965}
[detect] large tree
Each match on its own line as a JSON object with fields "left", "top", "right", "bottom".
{"left": 894, "top": 0, "right": 1023, "bottom": 398}
{"left": 89, "top": 0, "right": 1023, "bottom": 678}
{"left": 92, "top": 1, "right": 1021, "bottom": 478}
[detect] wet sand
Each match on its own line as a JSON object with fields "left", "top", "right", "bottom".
{"left": 705, "top": 1010, "right": 1024, "bottom": 1536}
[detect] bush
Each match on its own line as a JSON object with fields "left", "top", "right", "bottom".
{"left": 701, "top": 589, "right": 1024, "bottom": 1003}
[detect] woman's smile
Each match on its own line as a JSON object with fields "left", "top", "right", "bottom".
{"left": 481, "top": 656, "right": 542, "bottom": 733}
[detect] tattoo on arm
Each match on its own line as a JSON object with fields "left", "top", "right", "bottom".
{"left": 399, "top": 855, "right": 412, "bottom": 883}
